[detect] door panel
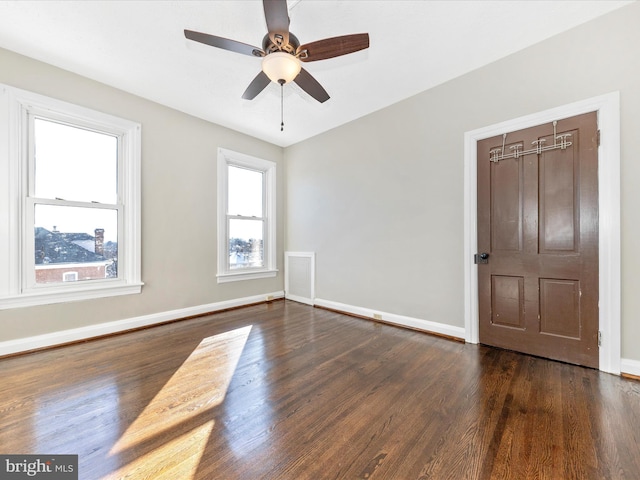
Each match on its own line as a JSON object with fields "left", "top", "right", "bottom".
{"left": 491, "top": 151, "right": 524, "bottom": 252}
{"left": 539, "top": 128, "right": 580, "bottom": 253}
{"left": 491, "top": 275, "right": 525, "bottom": 329}
{"left": 539, "top": 278, "right": 580, "bottom": 338}
{"left": 478, "top": 112, "right": 599, "bottom": 368}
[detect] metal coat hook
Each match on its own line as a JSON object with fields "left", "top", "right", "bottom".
{"left": 489, "top": 120, "right": 573, "bottom": 163}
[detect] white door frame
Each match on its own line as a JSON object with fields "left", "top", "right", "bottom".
{"left": 463, "top": 92, "right": 621, "bottom": 374}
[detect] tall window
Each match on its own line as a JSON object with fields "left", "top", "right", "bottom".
{"left": 217, "top": 148, "right": 276, "bottom": 283}
{"left": 30, "top": 118, "right": 119, "bottom": 285}
{"left": 0, "top": 84, "right": 142, "bottom": 309}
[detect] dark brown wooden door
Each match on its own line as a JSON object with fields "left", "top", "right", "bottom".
{"left": 477, "top": 112, "right": 599, "bottom": 368}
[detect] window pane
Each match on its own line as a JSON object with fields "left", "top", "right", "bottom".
{"left": 34, "top": 204, "right": 118, "bottom": 284}
{"left": 34, "top": 118, "right": 118, "bottom": 204}
{"left": 228, "top": 165, "right": 263, "bottom": 217}
{"left": 229, "top": 218, "right": 264, "bottom": 270}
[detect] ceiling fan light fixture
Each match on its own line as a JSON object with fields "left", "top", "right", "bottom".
{"left": 261, "top": 51, "right": 301, "bottom": 84}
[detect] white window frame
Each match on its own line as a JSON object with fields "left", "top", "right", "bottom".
{"left": 0, "top": 84, "right": 142, "bottom": 309}
{"left": 217, "top": 148, "right": 277, "bottom": 283}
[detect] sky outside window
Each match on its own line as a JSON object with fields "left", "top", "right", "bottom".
{"left": 33, "top": 118, "right": 118, "bottom": 241}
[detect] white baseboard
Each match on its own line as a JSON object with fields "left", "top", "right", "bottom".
{"left": 314, "top": 298, "right": 465, "bottom": 340}
{"left": 0, "top": 291, "right": 284, "bottom": 357}
{"left": 285, "top": 293, "right": 314, "bottom": 306}
{"left": 621, "top": 358, "right": 640, "bottom": 377}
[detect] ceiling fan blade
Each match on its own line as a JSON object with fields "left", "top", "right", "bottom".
{"left": 184, "top": 29, "right": 264, "bottom": 57}
{"left": 263, "top": 0, "right": 290, "bottom": 48}
{"left": 242, "top": 71, "right": 271, "bottom": 100}
{"left": 297, "top": 33, "right": 369, "bottom": 62}
{"left": 294, "top": 68, "right": 330, "bottom": 103}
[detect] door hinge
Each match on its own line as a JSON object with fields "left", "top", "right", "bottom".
{"left": 598, "top": 331, "right": 602, "bottom": 347}
{"left": 596, "top": 129, "right": 601, "bottom": 147}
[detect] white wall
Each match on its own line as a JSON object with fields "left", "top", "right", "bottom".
{"left": 0, "top": 47, "right": 284, "bottom": 345}
{"left": 285, "top": 2, "right": 640, "bottom": 362}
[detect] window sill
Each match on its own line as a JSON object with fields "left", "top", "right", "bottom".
{"left": 0, "top": 281, "right": 144, "bottom": 310}
{"left": 217, "top": 269, "right": 278, "bottom": 284}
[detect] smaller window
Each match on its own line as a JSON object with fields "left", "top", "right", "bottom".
{"left": 62, "top": 272, "right": 78, "bottom": 282}
{"left": 217, "top": 148, "right": 277, "bottom": 283}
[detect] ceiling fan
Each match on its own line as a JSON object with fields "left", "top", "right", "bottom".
{"left": 184, "top": 0, "right": 370, "bottom": 104}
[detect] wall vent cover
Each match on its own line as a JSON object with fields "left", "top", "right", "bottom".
{"left": 285, "top": 252, "right": 315, "bottom": 305}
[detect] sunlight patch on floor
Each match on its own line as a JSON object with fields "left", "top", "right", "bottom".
{"left": 107, "top": 420, "right": 215, "bottom": 480}
{"left": 108, "top": 325, "right": 253, "bottom": 477}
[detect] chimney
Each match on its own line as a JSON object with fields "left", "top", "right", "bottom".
{"left": 94, "top": 228, "right": 105, "bottom": 255}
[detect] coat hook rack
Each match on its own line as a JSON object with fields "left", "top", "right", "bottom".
{"left": 489, "top": 121, "right": 572, "bottom": 163}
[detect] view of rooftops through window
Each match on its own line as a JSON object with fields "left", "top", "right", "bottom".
{"left": 33, "top": 118, "right": 118, "bottom": 284}
{"left": 227, "top": 165, "right": 264, "bottom": 270}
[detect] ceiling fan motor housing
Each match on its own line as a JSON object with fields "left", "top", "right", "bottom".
{"left": 262, "top": 33, "right": 299, "bottom": 55}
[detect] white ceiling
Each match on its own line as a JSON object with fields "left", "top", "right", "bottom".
{"left": 0, "top": 1, "right": 632, "bottom": 147}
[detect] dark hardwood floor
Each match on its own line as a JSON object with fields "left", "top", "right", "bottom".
{"left": 1, "top": 300, "right": 639, "bottom": 479}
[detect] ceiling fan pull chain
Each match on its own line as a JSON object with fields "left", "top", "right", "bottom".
{"left": 279, "top": 79, "right": 285, "bottom": 132}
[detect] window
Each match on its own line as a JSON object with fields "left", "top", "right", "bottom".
{"left": 62, "top": 272, "right": 79, "bottom": 282}
{"left": 0, "top": 84, "right": 142, "bottom": 309}
{"left": 217, "top": 148, "right": 276, "bottom": 283}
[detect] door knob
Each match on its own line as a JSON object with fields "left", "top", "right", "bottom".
{"left": 474, "top": 252, "right": 489, "bottom": 264}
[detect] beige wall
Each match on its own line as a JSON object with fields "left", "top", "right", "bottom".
{"left": 285, "top": 2, "right": 640, "bottom": 361}
{"left": 0, "top": 47, "right": 284, "bottom": 342}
